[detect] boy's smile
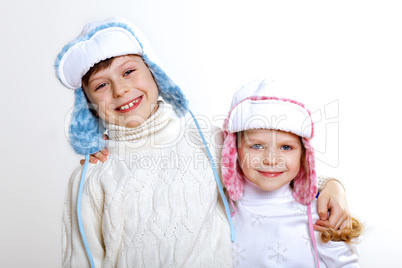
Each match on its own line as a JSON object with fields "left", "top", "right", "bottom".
{"left": 237, "top": 129, "right": 302, "bottom": 192}
{"left": 115, "top": 96, "right": 142, "bottom": 112}
{"left": 83, "top": 55, "right": 159, "bottom": 128}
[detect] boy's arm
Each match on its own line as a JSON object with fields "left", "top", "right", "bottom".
{"left": 316, "top": 233, "right": 360, "bottom": 267}
{"left": 82, "top": 132, "right": 352, "bottom": 234}
{"left": 62, "top": 167, "right": 105, "bottom": 267}
{"left": 315, "top": 176, "right": 352, "bottom": 232}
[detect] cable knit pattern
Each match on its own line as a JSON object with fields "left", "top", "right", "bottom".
{"left": 62, "top": 102, "right": 232, "bottom": 267}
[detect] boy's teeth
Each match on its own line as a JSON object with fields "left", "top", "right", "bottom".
{"left": 119, "top": 98, "right": 140, "bottom": 110}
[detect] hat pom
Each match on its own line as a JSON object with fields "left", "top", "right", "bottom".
{"left": 292, "top": 138, "right": 317, "bottom": 204}
{"left": 222, "top": 132, "right": 245, "bottom": 201}
{"left": 69, "top": 88, "right": 106, "bottom": 155}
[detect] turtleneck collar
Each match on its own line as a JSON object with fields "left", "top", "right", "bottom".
{"left": 242, "top": 178, "right": 292, "bottom": 201}
{"left": 105, "top": 101, "right": 173, "bottom": 142}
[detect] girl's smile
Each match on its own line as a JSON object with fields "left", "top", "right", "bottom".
{"left": 258, "top": 171, "right": 284, "bottom": 178}
{"left": 237, "top": 129, "right": 302, "bottom": 192}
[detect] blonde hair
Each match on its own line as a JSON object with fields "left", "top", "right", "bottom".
{"left": 320, "top": 218, "right": 364, "bottom": 244}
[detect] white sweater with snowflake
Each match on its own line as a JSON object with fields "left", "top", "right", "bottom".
{"left": 232, "top": 180, "right": 359, "bottom": 267}
{"left": 62, "top": 102, "right": 232, "bottom": 267}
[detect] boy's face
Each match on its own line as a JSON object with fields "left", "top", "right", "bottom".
{"left": 237, "top": 129, "right": 302, "bottom": 192}
{"left": 83, "top": 55, "right": 159, "bottom": 128}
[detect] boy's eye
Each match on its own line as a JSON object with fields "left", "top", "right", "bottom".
{"left": 95, "top": 83, "right": 108, "bottom": 91}
{"left": 252, "top": 144, "right": 264, "bottom": 149}
{"left": 124, "top": 69, "right": 135, "bottom": 76}
{"left": 281, "top": 145, "right": 292, "bottom": 151}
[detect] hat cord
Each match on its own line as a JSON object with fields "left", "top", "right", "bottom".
{"left": 189, "top": 110, "right": 236, "bottom": 242}
{"left": 307, "top": 203, "right": 320, "bottom": 268}
{"left": 77, "top": 155, "right": 95, "bottom": 268}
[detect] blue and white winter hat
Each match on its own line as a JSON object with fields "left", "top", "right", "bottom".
{"left": 55, "top": 17, "right": 189, "bottom": 155}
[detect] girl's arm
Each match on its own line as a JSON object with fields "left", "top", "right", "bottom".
{"left": 315, "top": 177, "right": 352, "bottom": 232}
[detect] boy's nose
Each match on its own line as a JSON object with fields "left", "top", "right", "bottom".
{"left": 112, "top": 82, "right": 130, "bottom": 98}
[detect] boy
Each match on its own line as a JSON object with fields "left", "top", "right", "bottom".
{"left": 56, "top": 17, "right": 233, "bottom": 267}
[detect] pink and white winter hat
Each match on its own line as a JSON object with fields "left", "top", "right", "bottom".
{"left": 222, "top": 78, "right": 317, "bottom": 205}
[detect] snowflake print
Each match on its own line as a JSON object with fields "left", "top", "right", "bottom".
{"left": 302, "top": 234, "right": 312, "bottom": 248}
{"left": 292, "top": 201, "right": 307, "bottom": 215}
{"left": 249, "top": 214, "right": 267, "bottom": 227}
{"left": 232, "top": 242, "right": 247, "bottom": 266}
{"left": 267, "top": 241, "right": 289, "bottom": 264}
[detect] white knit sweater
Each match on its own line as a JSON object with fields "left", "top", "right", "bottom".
{"left": 62, "top": 102, "right": 232, "bottom": 267}
{"left": 232, "top": 180, "right": 360, "bottom": 267}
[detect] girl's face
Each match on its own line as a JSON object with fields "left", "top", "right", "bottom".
{"left": 83, "top": 55, "right": 159, "bottom": 128}
{"left": 237, "top": 129, "right": 302, "bottom": 192}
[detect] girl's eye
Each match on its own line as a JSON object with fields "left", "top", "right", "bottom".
{"left": 252, "top": 144, "right": 264, "bottom": 149}
{"left": 281, "top": 145, "right": 292, "bottom": 151}
{"left": 124, "top": 69, "right": 134, "bottom": 76}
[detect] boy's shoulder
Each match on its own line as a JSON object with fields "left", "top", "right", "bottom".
{"left": 160, "top": 101, "right": 223, "bottom": 137}
{"left": 184, "top": 113, "right": 223, "bottom": 135}
{"left": 69, "top": 159, "right": 112, "bottom": 184}
{"left": 183, "top": 113, "right": 224, "bottom": 159}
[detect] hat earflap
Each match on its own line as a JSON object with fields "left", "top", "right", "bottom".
{"left": 69, "top": 88, "right": 106, "bottom": 155}
{"left": 142, "top": 54, "right": 189, "bottom": 116}
{"left": 292, "top": 137, "right": 317, "bottom": 205}
{"left": 222, "top": 132, "right": 245, "bottom": 201}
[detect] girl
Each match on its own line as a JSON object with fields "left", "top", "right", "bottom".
{"left": 222, "top": 79, "right": 363, "bottom": 267}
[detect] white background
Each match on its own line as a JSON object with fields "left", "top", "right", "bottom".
{"left": 1, "top": 0, "right": 401, "bottom": 267}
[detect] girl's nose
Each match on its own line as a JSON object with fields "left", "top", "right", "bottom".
{"left": 262, "top": 151, "right": 277, "bottom": 166}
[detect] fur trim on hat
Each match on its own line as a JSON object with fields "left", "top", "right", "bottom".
{"left": 292, "top": 138, "right": 317, "bottom": 205}
{"left": 227, "top": 95, "right": 314, "bottom": 139}
{"left": 222, "top": 132, "right": 245, "bottom": 201}
{"left": 69, "top": 88, "right": 106, "bottom": 155}
{"left": 142, "top": 54, "right": 188, "bottom": 115}
{"left": 55, "top": 21, "right": 144, "bottom": 89}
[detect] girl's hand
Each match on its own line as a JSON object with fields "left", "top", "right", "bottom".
{"left": 314, "top": 180, "right": 352, "bottom": 233}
